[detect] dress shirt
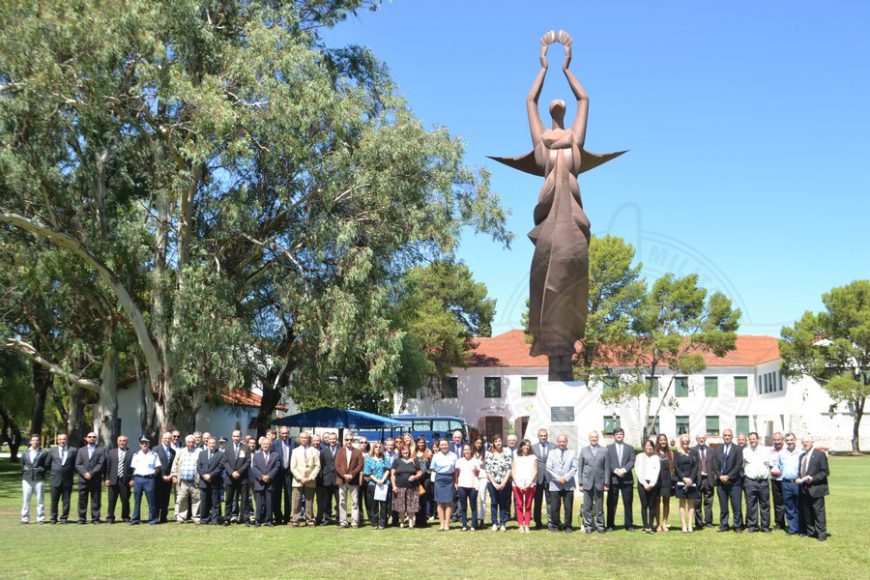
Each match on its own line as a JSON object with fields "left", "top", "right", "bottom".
{"left": 29, "top": 447, "right": 40, "bottom": 463}
{"left": 131, "top": 450, "right": 161, "bottom": 476}
{"left": 512, "top": 454, "right": 537, "bottom": 488}
{"left": 635, "top": 453, "right": 661, "bottom": 486}
{"left": 768, "top": 445, "right": 784, "bottom": 479}
{"left": 742, "top": 444, "right": 770, "bottom": 480}
{"left": 430, "top": 451, "right": 458, "bottom": 475}
{"left": 777, "top": 447, "right": 802, "bottom": 480}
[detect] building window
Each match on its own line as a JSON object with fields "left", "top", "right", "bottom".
{"left": 484, "top": 416, "right": 503, "bottom": 438}
{"left": 442, "top": 377, "right": 458, "bottom": 399}
{"left": 704, "top": 376, "right": 718, "bottom": 397}
{"left": 676, "top": 415, "right": 690, "bottom": 435}
{"left": 736, "top": 415, "right": 750, "bottom": 435}
{"left": 603, "top": 415, "right": 621, "bottom": 436}
{"left": 647, "top": 416, "right": 661, "bottom": 435}
{"left": 521, "top": 376, "right": 538, "bottom": 398}
{"left": 646, "top": 376, "right": 659, "bottom": 396}
{"left": 675, "top": 376, "right": 689, "bottom": 397}
{"left": 734, "top": 376, "right": 748, "bottom": 398}
{"left": 484, "top": 377, "right": 501, "bottom": 398}
{"left": 706, "top": 415, "right": 720, "bottom": 436}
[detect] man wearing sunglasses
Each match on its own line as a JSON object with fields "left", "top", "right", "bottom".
{"left": 75, "top": 432, "right": 106, "bottom": 524}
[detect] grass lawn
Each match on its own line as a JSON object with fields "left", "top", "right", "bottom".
{"left": 0, "top": 455, "right": 868, "bottom": 579}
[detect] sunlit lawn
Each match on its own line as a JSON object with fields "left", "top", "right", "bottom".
{"left": 0, "top": 454, "right": 867, "bottom": 579}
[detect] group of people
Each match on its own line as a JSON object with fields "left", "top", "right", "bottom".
{"left": 18, "top": 425, "right": 829, "bottom": 541}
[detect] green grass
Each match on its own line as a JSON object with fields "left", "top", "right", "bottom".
{"left": 1, "top": 456, "right": 868, "bottom": 579}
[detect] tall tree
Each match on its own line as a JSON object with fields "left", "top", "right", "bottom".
{"left": 1, "top": 1, "right": 508, "bottom": 433}
{"left": 780, "top": 280, "right": 870, "bottom": 454}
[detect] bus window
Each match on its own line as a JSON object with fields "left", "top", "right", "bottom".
{"left": 412, "top": 420, "right": 432, "bottom": 432}
{"left": 432, "top": 420, "right": 451, "bottom": 434}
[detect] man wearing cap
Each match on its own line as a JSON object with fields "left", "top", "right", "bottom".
{"left": 105, "top": 435, "right": 134, "bottom": 523}
{"left": 130, "top": 436, "right": 162, "bottom": 524}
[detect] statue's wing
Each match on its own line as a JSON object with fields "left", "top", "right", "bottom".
{"left": 487, "top": 151, "right": 543, "bottom": 176}
{"left": 489, "top": 149, "right": 627, "bottom": 176}
{"left": 578, "top": 149, "right": 628, "bottom": 174}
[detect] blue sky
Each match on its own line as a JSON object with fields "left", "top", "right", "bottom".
{"left": 325, "top": 0, "right": 870, "bottom": 337}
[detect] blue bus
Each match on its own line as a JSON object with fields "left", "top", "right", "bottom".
{"left": 356, "top": 415, "right": 470, "bottom": 445}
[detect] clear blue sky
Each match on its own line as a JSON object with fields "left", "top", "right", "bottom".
{"left": 325, "top": 0, "right": 870, "bottom": 337}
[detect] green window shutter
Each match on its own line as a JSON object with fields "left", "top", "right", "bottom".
{"left": 676, "top": 415, "right": 690, "bottom": 435}
{"left": 736, "top": 415, "right": 750, "bottom": 435}
{"left": 734, "top": 376, "right": 748, "bottom": 397}
{"left": 521, "top": 376, "right": 538, "bottom": 397}
{"left": 484, "top": 377, "right": 501, "bottom": 398}
{"left": 706, "top": 416, "right": 720, "bottom": 436}
{"left": 443, "top": 377, "right": 458, "bottom": 399}
{"left": 603, "top": 416, "right": 621, "bottom": 435}
{"left": 675, "top": 376, "right": 689, "bottom": 397}
{"left": 704, "top": 376, "right": 718, "bottom": 397}
{"left": 647, "top": 416, "right": 661, "bottom": 434}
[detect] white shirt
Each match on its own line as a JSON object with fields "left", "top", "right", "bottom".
{"left": 131, "top": 450, "right": 161, "bottom": 476}
{"left": 512, "top": 454, "right": 537, "bottom": 489}
{"left": 742, "top": 444, "right": 770, "bottom": 480}
{"left": 635, "top": 453, "right": 661, "bottom": 486}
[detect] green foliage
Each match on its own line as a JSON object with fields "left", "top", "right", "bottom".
{"left": 780, "top": 280, "right": 870, "bottom": 452}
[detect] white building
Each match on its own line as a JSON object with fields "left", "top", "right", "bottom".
{"left": 398, "top": 329, "right": 869, "bottom": 452}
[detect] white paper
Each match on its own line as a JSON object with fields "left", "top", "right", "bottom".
{"left": 374, "top": 482, "right": 388, "bottom": 502}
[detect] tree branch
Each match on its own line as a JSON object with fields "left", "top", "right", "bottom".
{"left": 2, "top": 338, "right": 99, "bottom": 392}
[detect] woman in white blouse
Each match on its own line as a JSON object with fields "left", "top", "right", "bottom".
{"left": 511, "top": 439, "right": 538, "bottom": 534}
{"left": 635, "top": 439, "right": 662, "bottom": 534}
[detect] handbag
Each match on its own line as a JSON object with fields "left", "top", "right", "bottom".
{"left": 418, "top": 484, "right": 426, "bottom": 495}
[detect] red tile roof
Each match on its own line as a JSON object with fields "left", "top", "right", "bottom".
{"left": 466, "top": 330, "right": 780, "bottom": 369}
{"left": 221, "top": 390, "right": 286, "bottom": 410}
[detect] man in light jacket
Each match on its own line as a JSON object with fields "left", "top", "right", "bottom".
{"left": 545, "top": 434, "right": 577, "bottom": 532}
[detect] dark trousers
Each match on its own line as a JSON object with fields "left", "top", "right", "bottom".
{"left": 717, "top": 482, "right": 743, "bottom": 530}
{"left": 694, "top": 475, "right": 714, "bottom": 527}
{"left": 156, "top": 477, "right": 172, "bottom": 522}
{"left": 276, "top": 471, "right": 292, "bottom": 523}
{"left": 77, "top": 478, "right": 102, "bottom": 522}
{"left": 244, "top": 482, "right": 255, "bottom": 522}
{"left": 533, "top": 480, "right": 548, "bottom": 526}
{"left": 457, "top": 487, "right": 478, "bottom": 528}
{"left": 366, "top": 486, "right": 387, "bottom": 528}
{"left": 548, "top": 488, "right": 573, "bottom": 530}
{"left": 224, "top": 476, "right": 247, "bottom": 521}
{"left": 132, "top": 476, "right": 157, "bottom": 524}
{"left": 199, "top": 483, "right": 222, "bottom": 523}
{"left": 582, "top": 488, "right": 606, "bottom": 531}
{"left": 770, "top": 479, "right": 785, "bottom": 528}
{"left": 606, "top": 481, "right": 634, "bottom": 529}
{"left": 745, "top": 478, "right": 770, "bottom": 530}
{"left": 50, "top": 482, "right": 73, "bottom": 522}
{"left": 106, "top": 479, "right": 131, "bottom": 522}
{"left": 488, "top": 482, "right": 511, "bottom": 527}
{"left": 638, "top": 484, "right": 660, "bottom": 529}
{"left": 781, "top": 481, "right": 804, "bottom": 534}
{"left": 316, "top": 484, "right": 339, "bottom": 524}
{"left": 255, "top": 486, "right": 273, "bottom": 524}
{"left": 800, "top": 490, "right": 827, "bottom": 539}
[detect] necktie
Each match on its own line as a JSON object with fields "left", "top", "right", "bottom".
{"left": 61, "top": 447, "right": 66, "bottom": 464}
{"left": 118, "top": 450, "right": 125, "bottom": 477}
{"left": 723, "top": 445, "right": 730, "bottom": 467}
{"left": 208, "top": 451, "right": 212, "bottom": 463}
{"left": 542, "top": 444, "right": 548, "bottom": 461}
{"left": 801, "top": 452, "right": 809, "bottom": 477}
{"left": 700, "top": 447, "right": 707, "bottom": 474}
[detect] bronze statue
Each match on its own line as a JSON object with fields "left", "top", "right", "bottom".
{"left": 491, "top": 31, "right": 625, "bottom": 381}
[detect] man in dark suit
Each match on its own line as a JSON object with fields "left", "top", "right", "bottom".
{"left": 710, "top": 428, "right": 743, "bottom": 532}
{"left": 44, "top": 433, "right": 77, "bottom": 524}
{"left": 273, "top": 427, "right": 294, "bottom": 524}
{"left": 251, "top": 436, "right": 280, "bottom": 526}
{"left": 796, "top": 436, "right": 829, "bottom": 541}
{"left": 154, "top": 431, "right": 176, "bottom": 523}
{"left": 316, "top": 431, "right": 340, "bottom": 526}
{"left": 75, "top": 431, "right": 106, "bottom": 524}
{"left": 20, "top": 434, "right": 47, "bottom": 524}
{"left": 196, "top": 435, "right": 225, "bottom": 524}
{"left": 104, "top": 435, "right": 134, "bottom": 523}
{"left": 222, "top": 429, "right": 249, "bottom": 525}
{"left": 606, "top": 427, "right": 635, "bottom": 531}
{"left": 579, "top": 431, "right": 610, "bottom": 533}
{"left": 532, "top": 428, "right": 551, "bottom": 529}
{"left": 690, "top": 433, "right": 715, "bottom": 529}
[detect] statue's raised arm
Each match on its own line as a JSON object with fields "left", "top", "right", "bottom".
{"left": 526, "top": 31, "right": 554, "bottom": 148}
{"left": 559, "top": 31, "right": 589, "bottom": 148}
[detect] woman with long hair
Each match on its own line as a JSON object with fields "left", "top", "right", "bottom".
{"left": 655, "top": 433, "right": 675, "bottom": 532}
{"left": 635, "top": 439, "right": 661, "bottom": 534}
{"left": 455, "top": 443, "right": 481, "bottom": 531}
{"left": 485, "top": 435, "right": 513, "bottom": 531}
{"left": 512, "top": 439, "right": 538, "bottom": 533}
{"left": 473, "top": 436, "right": 488, "bottom": 528}
{"left": 362, "top": 441, "right": 391, "bottom": 529}
{"left": 674, "top": 434, "right": 699, "bottom": 533}
{"left": 413, "top": 437, "right": 433, "bottom": 527}
{"left": 430, "top": 438, "right": 458, "bottom": 531}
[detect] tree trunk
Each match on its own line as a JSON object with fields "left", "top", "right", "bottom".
{"left": 96, "top": 342, "right": 119, "bottom": 448}
{"left": 852, "top": 397, "right": 864, "bottom": 455}
{"left": 0, "top": 403, "right": 23, "bottom": 461}
{"left": 30, "top": 359, "right": 52, "bottom": 436}
{"left": 67, "top": 385, "right": 87, "bottom": 445}
{"left": 256, "top": 361, "right": 292, "bottom": 438}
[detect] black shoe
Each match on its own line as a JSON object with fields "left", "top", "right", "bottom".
{"left": 129, "top": 521, "right": 140, "bottom": 525}
{"left": 626, "top": 526, "right": 636, "bottom": 532}
{"left": 223, "top": 521, "right": 230, "bottom": 526}
{"left": 264, "top": 522, "right": 274, "bottom": 527}
{"left": 606, "top": 526, "right": 616, "bottom": 532}
{"left": 597, "top": 529, "right": 606, "bottom": 534}
{"left": 548, "top": 526, "right": 559, "bottom": 533}
{"left": 718, "top": 527, "right": 730, "bottom": 532}
{"left": 817, "top": 534, "right": 827, "bottom": 542}
{"left": 92, "top": 520, "right": 101, "bottom": 525}
{"left": 761, "top": 528, "right": 772, "bottom": 533}
{"left": 535, "top": 523, "right": 544, "bottom": 530}
{"left": 564, "top": 527, "right": 574, "bottom": 533}
{"left": 734, "top": 528, "right": 744, "bottom": 533}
